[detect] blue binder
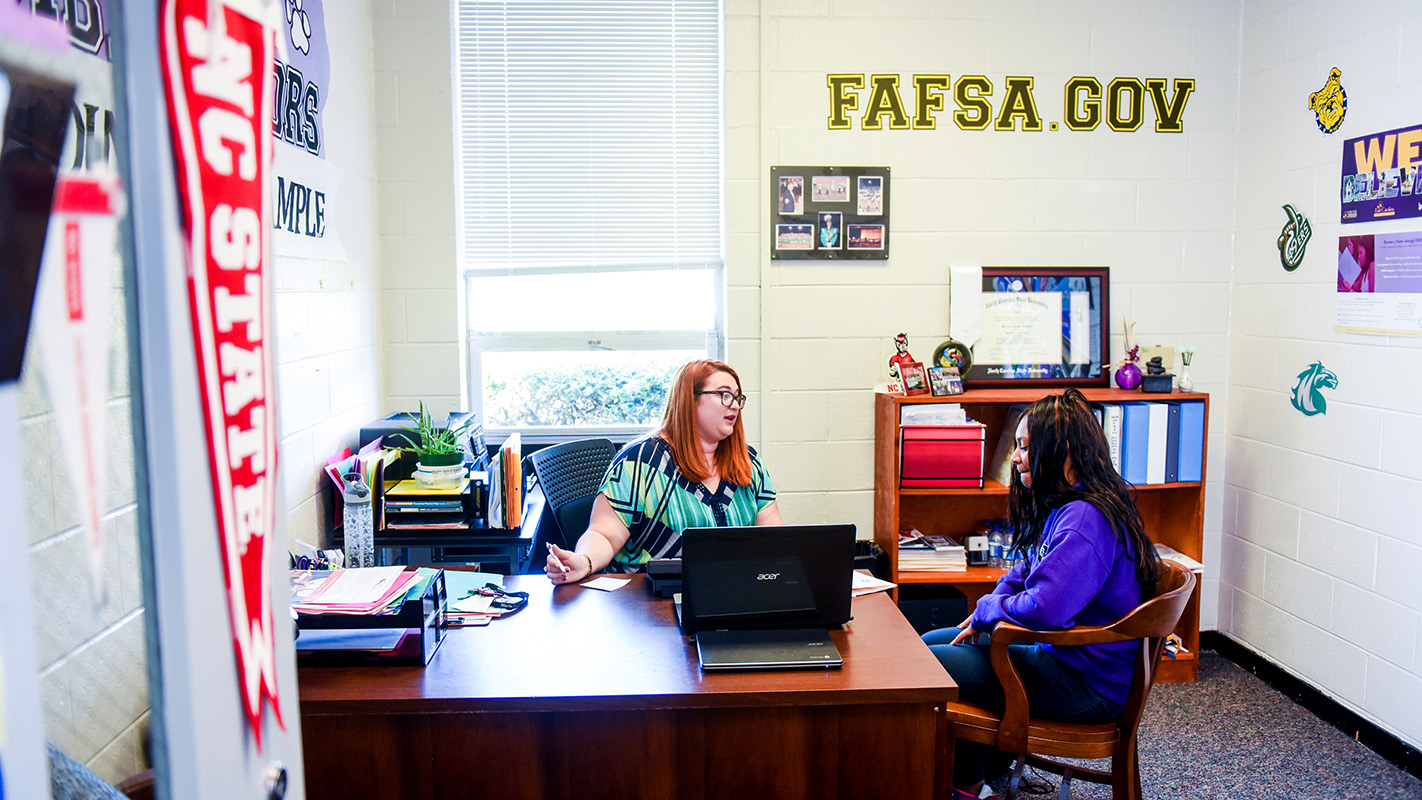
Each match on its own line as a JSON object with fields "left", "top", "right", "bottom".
{"left": 1164, "top": 402, "right": 1181, "bottom": 483}
{"left": 1177, "top": 401, "right": 1206, "bottom": 482}
{"left": 1120, "top": 403, "right": 1152, "bottom": 486}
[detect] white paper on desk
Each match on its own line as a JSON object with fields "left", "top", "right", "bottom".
{"left": 310, "top": 567, "right": 407, "bottom": 604}
{"left": 581, "top": 576, "right": 631, "bottom": 592}
{"left": 852, "top": 572, "right": 897, "bottom": 598}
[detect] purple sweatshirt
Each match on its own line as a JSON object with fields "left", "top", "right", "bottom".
{"left": 971, "top": 500, "right": 1146, "bottom": 707}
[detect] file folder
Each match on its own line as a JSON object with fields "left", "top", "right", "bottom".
{"left": 1177, "top": 401, "right": 1206, "bottom": 482}
{"left": 1120, "top": 403, "right": 1151, "bottom": 486}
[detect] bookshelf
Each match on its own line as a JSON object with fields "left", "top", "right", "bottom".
{"left": 874, "top": 388, "right": 1209, "bottom": 683}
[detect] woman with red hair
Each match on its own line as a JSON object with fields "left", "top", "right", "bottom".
{"left": 545, "top": 359, "right": 783, "bottom": 582}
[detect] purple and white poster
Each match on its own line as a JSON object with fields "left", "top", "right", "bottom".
{"left": 1337, "top": 231, "right": 1422, "bottom": 336}
{"left": 271, "top": 0, "right": 347, "bottom": 261}
{"left": 1339, "top": 123, "right": 1422, "bottom": 224}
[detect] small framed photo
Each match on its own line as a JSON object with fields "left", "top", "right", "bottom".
{"left": 898, "top": 361, "right": 930, "bottom": 396}
{"left": 857, "top": 176, "right": 883, "bottom": 215}
{"left": 775, "top": 223, "right": 814, "bottom": 250}
{"left": 812, "top": 175, "right": 850, "bottom": 202}
{"left": 929, "top": 366, "right": 964, "bottom": 396}
{"left": 817, "top": 211, "right": 842, "bottom": 249}
{"left": 778, "top": 176, "right": 804, "bottom": 214}
{"left": 848, "top": 223, "right": 885, "bottom": 249}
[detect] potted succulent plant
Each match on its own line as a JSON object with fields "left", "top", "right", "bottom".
{"left": 394, "top": 401, "right": 475, "bottom": 469}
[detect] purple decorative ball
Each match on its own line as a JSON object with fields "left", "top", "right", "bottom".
{"left": 1115, "top": 363, "right": 1143, "bottom": 390}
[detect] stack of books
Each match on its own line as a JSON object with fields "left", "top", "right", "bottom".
{"left": 897, "top": 529, "right": 967, "bottom": 571}
{"left": 384, "top": 478, "right": 469, "bottom": 531}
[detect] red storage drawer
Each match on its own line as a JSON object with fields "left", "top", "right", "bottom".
{"left": 899, "top": 424, "right": 985, "bottom": 488}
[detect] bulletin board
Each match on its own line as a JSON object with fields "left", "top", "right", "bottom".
{"left": 770, "top": 165, "right": 889, "bottom": 260}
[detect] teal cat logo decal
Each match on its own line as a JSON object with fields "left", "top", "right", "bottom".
{"left": 1290, "top": 362, "right": 1337, "bottom": 416}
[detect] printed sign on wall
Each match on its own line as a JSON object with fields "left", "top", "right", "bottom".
{"left": 160, "top": 0, "right": 284, "bottom": 746}
{"left": 1336, "top": 231, "right": 1422, "bottom": 336}
{"left": 271, "top": 0, "right": 346, "bottom": 261}
{"left": 826, "top": 74, "right": 1195, "bottom": 133}
{"left": 1340, "top": 122, "right": 1422, "bottom": 224}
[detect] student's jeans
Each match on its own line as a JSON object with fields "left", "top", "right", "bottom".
{"left": 923, "top": 627, "right": 1122, "bottom": 789}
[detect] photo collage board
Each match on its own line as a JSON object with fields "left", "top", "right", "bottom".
{"left": 770, "top": 165, "right": 890, "bottom": 260}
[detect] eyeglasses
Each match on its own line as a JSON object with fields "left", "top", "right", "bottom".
{"left": 697, "top": 390, "right": 748, "bottom": 409}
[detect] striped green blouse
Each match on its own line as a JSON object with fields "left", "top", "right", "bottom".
{"left": 600, "top": 437, "right": 776, "bottom": 573}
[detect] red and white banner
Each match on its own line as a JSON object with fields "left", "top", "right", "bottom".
{"left": 160, "top": 0, "right": 283, "bottom": 745}
{"left": 34, "top": 177, "right": 122, "bottom": 602}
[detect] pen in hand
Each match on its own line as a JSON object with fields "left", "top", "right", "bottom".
{"left": 547, "top": 542, "right": 569, "bottom": 574}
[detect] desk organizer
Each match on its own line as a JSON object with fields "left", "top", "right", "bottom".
{"left": 296, "top": 568, "right": 446, "bottom": 665}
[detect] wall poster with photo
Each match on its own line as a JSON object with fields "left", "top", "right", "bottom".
{"left": 770, "top": 165, "right": 889, "bottom": 260}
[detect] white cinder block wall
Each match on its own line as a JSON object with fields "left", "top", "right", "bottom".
{"left": 373, "top": 0, "right": 465, "bottom": 419}
{"left": 371, "top": 0, "right": 1422, "bottom": 752}
{"left": 1222, "top": 0, "right": 1422, "bottom": 751}
{"left": 737, "top": 0, "right": 1240, "bottom": 633}
{"left": 382, "top": 3, "right": 1239, "bottom": 611}
{"left": 274, "top": 2, "right": 386, "bottom": 552}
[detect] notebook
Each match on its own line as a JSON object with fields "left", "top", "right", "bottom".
{"left": 679, "top": 523, "right": 856, "bottom": 671}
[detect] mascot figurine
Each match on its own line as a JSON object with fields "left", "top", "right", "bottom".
{"left": 888, "top": 332, "right": 916, "bottom": 390}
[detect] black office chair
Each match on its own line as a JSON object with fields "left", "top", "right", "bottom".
{"left": 522, "top": 438, "right": 617, "bottom": 561}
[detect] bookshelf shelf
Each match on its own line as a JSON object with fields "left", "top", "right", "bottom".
{"left": 874, "top": 388, "right": 1209, "bottom": 683}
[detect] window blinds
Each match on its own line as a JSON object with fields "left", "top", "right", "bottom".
{"left": 454, "top": 0, "right": 722, "bottom": 276}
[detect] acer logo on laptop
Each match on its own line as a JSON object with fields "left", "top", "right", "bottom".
{"left": 756, "top": 573, "right": 781, "bottom": 581}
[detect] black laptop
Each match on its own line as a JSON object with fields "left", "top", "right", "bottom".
{"left": 679, "top": 524, "right": 856, "bottom": 671}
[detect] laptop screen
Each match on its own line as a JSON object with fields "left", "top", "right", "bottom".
{"left": 679, "top": 523, "right": 856, "bottom": 634}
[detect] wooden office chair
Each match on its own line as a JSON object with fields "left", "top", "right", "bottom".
{"left": 522, "top": 438, "right": 616, "bottom": 553}
{"left": 944, "top": 559, "right": 1196, "bottom": 800}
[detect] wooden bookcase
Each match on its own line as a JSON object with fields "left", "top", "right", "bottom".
{"left": 874, "top": 388, "right": 1208, "bottom": 683}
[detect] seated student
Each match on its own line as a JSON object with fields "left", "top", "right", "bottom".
{"left": 922, "top": 389, "right": 1160, "bottom": 800}
{"left": 545, "top": 359, "right": 783, "bottom": 582}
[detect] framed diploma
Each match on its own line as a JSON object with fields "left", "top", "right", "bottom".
{"left": 964, "top": 267, "right": 1111, "bottom": 389}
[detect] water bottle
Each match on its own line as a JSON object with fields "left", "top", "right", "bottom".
{"left": 1002, "top": 526, "right": 1016, "bottom": 569}
{"left": 988, "top": 523, "right": 1004, "bottom": 568}
{"left": 342, "top": 474, "right": 375, "bottom": 569}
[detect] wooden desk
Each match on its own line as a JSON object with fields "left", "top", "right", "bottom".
{"left": 298, "top": 576, "right": 956, "bottom": 800}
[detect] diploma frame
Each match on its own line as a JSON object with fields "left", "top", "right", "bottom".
{"left": 963, "top": 267, "right": 1111, "bottom": 389}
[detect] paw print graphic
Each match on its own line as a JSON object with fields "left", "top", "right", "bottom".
{"left": 287, "top": 0, "right": 312, "bottom": 55}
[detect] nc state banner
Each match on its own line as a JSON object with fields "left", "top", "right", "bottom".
{"left": 159, "top": 0, "right": 283, "bottom": 745}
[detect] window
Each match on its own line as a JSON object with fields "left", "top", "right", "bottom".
{"left": 454, "top": 0, "right": 723, "bottom": 441}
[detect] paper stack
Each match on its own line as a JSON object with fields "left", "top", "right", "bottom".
{"left": 291, "top": 566, "right": 420, "bottom": 616}
{"left": 898, "top": 529, "right": 967, "bottom": 571}
{"left": 1153, "top": 543, "right": 1205, "bottom": 574}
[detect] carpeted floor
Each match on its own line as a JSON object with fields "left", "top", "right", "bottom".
{"left": 987, "top": 651, "right": 1422, "bottom": 799}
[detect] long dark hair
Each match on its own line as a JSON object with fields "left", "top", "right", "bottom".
{"left": 1006, "top": 389, "right": 1160, "bottom": 586}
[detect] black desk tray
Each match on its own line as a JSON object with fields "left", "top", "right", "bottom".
{"left": 296, "top": 568, "right": 446, "bottom": 665}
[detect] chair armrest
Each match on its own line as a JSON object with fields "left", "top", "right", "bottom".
{"left": 991, "top": 621, "right": 1134, "bottom": 648}
{"left": 986, "top": 622, "right": 1133, "bottom": 752}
